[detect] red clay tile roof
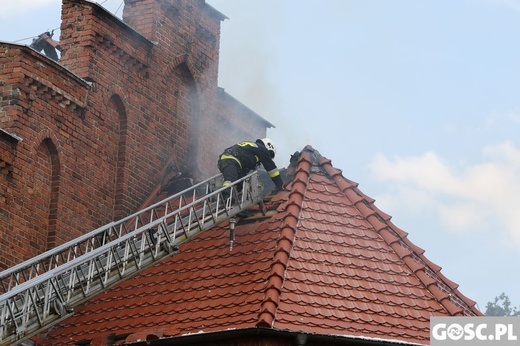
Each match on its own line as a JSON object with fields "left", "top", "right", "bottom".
{"left": 40, "top": 145, "right": 481, "bottom": 345}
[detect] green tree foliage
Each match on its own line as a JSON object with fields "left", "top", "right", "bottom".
{"left": 485, "top": 293, "right": 520, "bottom": 316}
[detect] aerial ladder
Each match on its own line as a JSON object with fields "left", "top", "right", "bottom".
{"left": 0, "top": 171, "right": 264, "bottom": 346}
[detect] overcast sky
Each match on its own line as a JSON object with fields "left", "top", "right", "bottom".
{"left": 1, "top": 0, "right": 519, "bottom": 312}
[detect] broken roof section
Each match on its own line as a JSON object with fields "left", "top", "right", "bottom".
{"left": 40, "top": 145, "right": 481, "bottom": 345}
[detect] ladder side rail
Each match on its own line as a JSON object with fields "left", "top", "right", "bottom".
{"left": 0, "top": 221, "right": 115, "bottom": 280}
{"left": 0, "top": 228, "right": 150, "bottom": 304}
{"left": 63, "top": 221, "right": 177, "bottom": 305}
{"left": 0, "top": 172, "right": 262, "bottom": 345}
{"left": 1, "top": 214, "right": 258, "bottom": 344}
{"left": 66, "top": 171, "right": 261, "bottom": 300}
{"left": 1, "top": 173, "right": 223, "bottom": 278}
{"left": 0, "top": 234, "right": 149, "bottom": 339}
{"left": 0, "top": 174, "right": 225, "bottom": 288}
{"left": 0, "top": 171, "right": 253, "bottom": 304}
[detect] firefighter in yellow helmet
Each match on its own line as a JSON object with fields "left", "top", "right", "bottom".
{"left": 217, "top": 138, "right": 284, "bottom": 199}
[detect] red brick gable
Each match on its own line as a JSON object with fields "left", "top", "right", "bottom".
{"left": 39, "top": 146, "right": 481, "bottom": 345}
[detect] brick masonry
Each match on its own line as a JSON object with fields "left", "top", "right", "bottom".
{"left": 0, "top": 0, "right": 272, "bottom": 269}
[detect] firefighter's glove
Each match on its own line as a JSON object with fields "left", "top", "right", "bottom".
{"left": 270, "top": 184, "right": 288, "bottom": 195}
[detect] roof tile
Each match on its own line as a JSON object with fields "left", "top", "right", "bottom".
{"left": 41, "top": 146, "right": 481, "bottom": 345}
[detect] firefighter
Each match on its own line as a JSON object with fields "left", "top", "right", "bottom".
{"left": 217, "top": 138, "right": 284, "bottom": 200}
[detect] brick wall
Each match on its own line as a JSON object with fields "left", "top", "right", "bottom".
{"left": 0, "top": 47, "right": 91, "bottom": 266}
{"left": 0, "top": 0, "right": 271, "bottom": 269}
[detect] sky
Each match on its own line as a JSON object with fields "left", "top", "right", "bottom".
{"left": 1, "top": 0, "right": 519, "bottom": 312}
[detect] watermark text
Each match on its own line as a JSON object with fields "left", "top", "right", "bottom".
{"left": 431, "top": 317, "right": 519, "bottom": 345}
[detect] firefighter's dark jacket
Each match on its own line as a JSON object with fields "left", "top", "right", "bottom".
{"left": 219, "top": 141, "right": 283, "bottom": 189}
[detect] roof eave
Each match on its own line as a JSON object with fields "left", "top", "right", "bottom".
{"left": 203, "top": 0, "right": 229, "bottom": 21}
{"left": 218, "top": 87, "right": 275, "bottom": 128}
{"left": 125, "top": 327, "right": 425, "bottom": 346}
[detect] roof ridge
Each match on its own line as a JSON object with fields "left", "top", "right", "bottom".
{"left": 315, "top": 151, "right": 483, "bottom": 317}
{"left": 256, "top": 148, "right": 313, "bottom": 328}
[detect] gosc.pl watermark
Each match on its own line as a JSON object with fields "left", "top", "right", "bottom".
{"left": 431, "top": 317, "right": 520, "bottom": 345}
